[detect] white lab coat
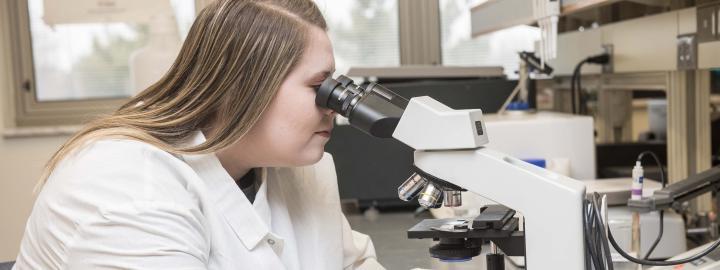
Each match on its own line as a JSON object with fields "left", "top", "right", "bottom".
{"left": 13, "top": 131, "right": 384, "bottom": 270}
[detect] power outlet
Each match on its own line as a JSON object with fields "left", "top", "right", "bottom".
{"left": 601, "top": 44, "right": 613, "bottom": 74}
{"left": 677, "top": 34, "right": 697, "bottom": 70}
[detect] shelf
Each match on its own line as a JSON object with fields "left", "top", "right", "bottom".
{"left": 470, "top": 0, "right": 625, "bottom": 37}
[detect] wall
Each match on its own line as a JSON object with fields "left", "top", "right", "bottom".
{"left": 549, "top": 7, "right": 699, "bottom": 75}
{"left": 0, "top": 6, "right": 70, "bottom": 261}
{"left": 0, "top": 137, "right": 68, "bottom": 261}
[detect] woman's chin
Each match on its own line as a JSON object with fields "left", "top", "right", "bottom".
{"left": 307, "top": 148, "right": 326, "bottom": 164}
{"left": 290, "top": 148, "right": 325, "bottom": 167}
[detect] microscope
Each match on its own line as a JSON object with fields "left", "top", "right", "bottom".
{"left": 315, "top": 75, "right": 587, "bottom": 269}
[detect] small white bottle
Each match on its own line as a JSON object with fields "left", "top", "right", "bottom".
{"left": 631, "top": 161, "right": 644, "bottom": 201}
{"left": 630, "top": 161, "right": 644, "bottom": 263}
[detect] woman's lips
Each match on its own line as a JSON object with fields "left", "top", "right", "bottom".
{"left": 315, "top": 131, "right": 331, "bottom": 138}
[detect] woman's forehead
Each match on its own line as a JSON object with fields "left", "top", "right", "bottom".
{"left": 299, "top": 28, "right": 334, "bottom": 74}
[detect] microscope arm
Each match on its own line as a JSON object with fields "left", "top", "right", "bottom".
{"left": 628, "top": 166, "right": 720, "bottom": 212}
{"left": 409, "top": 145, "right": 587, "bottom": 269}
{"left": 392, "top": 96, "right": 587, "bottom": 269}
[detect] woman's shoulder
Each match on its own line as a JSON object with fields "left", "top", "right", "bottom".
{"left": 74, "top": 138, "right": 183, "bottom": 164}
{"left": 19, "top": 139, "right": 209, "bottom": 269}
{"left": 43, "top": 138, "right": 203, "bottom": 208}
{"left": 60, "top": 138, "right": 189, "bottom": 175}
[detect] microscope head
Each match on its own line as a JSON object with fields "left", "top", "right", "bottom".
{"left": 315, "top": 75, "right": 490, "bottom": 208}
{"left": 316, "top": 75, "right": 489, "bottom": 150}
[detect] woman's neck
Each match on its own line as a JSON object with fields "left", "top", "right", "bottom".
{"left": 216, "top": 150, "right": 252, "bottom": 182}
{"left": 201, "top": 127, "right": 254, "bottom": 181}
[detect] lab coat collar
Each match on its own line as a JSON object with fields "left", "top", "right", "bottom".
{"left": 180, "top": 131, "right": 270, "bottom": 251}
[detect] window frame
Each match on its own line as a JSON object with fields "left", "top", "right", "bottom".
{"left": 5, "top": 0, "right": 435, "bottom": 127}
{"left": 398, "top": 0, "right": 441, "bottom": 65}
{"left": 6, "top": 0, "right": 209, "bottom": 127}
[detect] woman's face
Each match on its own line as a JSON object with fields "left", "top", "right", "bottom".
{"left": 217, "top": 26, "right": 336, "bottom": 176}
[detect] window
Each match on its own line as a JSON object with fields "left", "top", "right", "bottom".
{"left": 9, "top": 0, "right": 198, "bottom": 126}
{"left": 313, "top": 0, "right": 400, "bottom": 75}
{"left": 440, "top": 0, "right": 540, "bottom": 78}
{"left": 8, "top": 0, "right": 400, "bottom": 126}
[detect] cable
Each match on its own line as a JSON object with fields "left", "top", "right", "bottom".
{"left": 570, "top": 61, "right": 583, "bottom": 114}
{"left": 585, "top": 192, "right": 720, "bottom": 267}
{"left": 570, "top": 54, "right": 610, "bottom": 115}
{"left": 644, "top": 211, "right": 664, "bottom": 259}
{"left": 635, "top": 150, "right": 667, "bottom": 259}
{"left": 584, "top": 193, "right": 614, "bottom": 269}
{"left": 583, "top": 149, "right": 720, "bottom": 268}
{"left": 608, "top": 211, "right": 720, "bottom": 265}
{"left": 637, "top": 151, "right": 667, "bottom": 187}
{"left": 571, "top": 67, "right": 576, "bottom": 114}
{"left": 576, "top": 63, "right": 586, "bottom": 115}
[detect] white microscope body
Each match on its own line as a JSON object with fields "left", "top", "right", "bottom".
{"left": 315, "top": 75, "right": 588, "bottom": 269}
{"left": 393, "top": 96, "right": 587, "bottom": 270}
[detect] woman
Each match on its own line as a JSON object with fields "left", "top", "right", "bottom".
{"left": 13, "top": 0, "right": 383, "bottom": 269}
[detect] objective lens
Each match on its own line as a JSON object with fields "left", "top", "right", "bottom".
{"left": 398, "top": 173, "right": 429, "bottom": 201}
{"left": 443, "top": 190, "right": 462, "bottom": 207}
{"left": 418, "top": 184, "right": 444, "bottom": 209}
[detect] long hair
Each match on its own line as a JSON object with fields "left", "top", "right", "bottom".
{"left": 39, "top": 0, "right": 327, "bottom": 183}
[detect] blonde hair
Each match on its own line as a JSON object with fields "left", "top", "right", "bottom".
{"left": 40, "top": 0, "right": 327, "bottom": 183}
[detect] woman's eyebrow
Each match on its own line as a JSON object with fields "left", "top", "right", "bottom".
{"left": 310, "top": 69, "right": 334, "bottom": 81}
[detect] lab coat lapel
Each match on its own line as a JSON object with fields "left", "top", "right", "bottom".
{"left": 266, "top": 155, "right": 344, "bottom": 269}
{"left": 180, "top": 132, "right": 271, "bottom": 251}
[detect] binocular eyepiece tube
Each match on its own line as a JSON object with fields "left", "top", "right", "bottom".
{"left": 314, "top": 75, "right": 408, "bottom": 138}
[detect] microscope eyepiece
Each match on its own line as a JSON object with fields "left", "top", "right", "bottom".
{"left": 315, "top": 75, "right": 409, "bottom": 138}
{"left": 315, "top": 75, "right": 362, "bottom": 115}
